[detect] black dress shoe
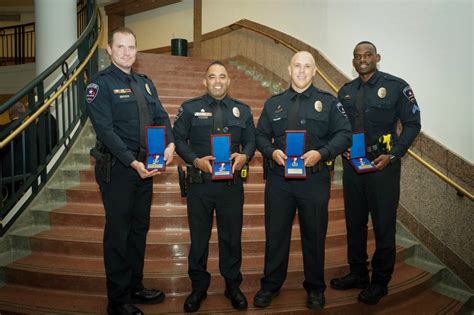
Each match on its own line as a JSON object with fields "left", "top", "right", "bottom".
{"left": 184, "top": 290, "right": 207, "bottom": 312}
{"left": 330, "top": 273, "right": 370, "bottom": 290}
{"left": 306, "top": 291, "right": 325, "bottom": 310}
{"left": 253, "top": 289, "right": 280, "bottom": 308}
{"left": 107, "top": 303, "right": 143, "bottom": 315}
{"left": 224, "top": 288, "right": 248, "bottom": 310}
{"left": 131, "top": 287, "right": 165, "bottom": 304}
{"left": 358, "top": 284, "right": 388, "bottom": 305}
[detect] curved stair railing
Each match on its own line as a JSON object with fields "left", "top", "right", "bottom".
{"left": 217, "top": 19, "right": 473, "bottom": 201}
{"left": 0, "top": 0, "right": 101, "bottom": 235}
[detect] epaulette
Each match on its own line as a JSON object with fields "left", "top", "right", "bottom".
{"left": 136, "top": 73, "right": 149, "bottom": 79}
{"left": 315, "top": 87, "right": 337, "bottom": 97}
{"left": 381, "top": 72, "right": 407, "bottom": 85}
{"left": 230, "top": 97, "right": 250, "bottom": 109}
{"left": 182, "top": 95, "right": 204, "bottom": 106}
{"left": 267, "top": 89, "right": 287, "bottom": 100}
{"left": 340, "top": 78, "right": 357, "bottom": 89}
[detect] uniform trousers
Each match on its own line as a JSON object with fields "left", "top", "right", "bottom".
{"left": 261, "top": 167, "right": 330, "bottom": 293}
{"left": 97, "top": 161, "right": 153, "bottom": 305}
{"left": 186, "top": 177, "right": 244, "bottom": 291}
{"left": 342, "top": 158, "right": 401, "bottom": 287}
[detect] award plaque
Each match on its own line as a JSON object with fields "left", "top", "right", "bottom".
{"left": 349, "top": 132, "right": 376, "bottom": 173}
{"left": 211, "top": 134, "right": 233, "bottom": 180}
{"left": 285, "top": 130, "right": 306, "bottom": 178}
{"left": 145, "top": 126, "right": 166, "bottom": 171}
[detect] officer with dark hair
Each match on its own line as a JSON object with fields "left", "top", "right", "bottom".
{"left": 330, "top": 41, "right": 421, "bottom": 305}
{"left": 173, "top": 60, "right": 256, "bottom": 312}
{"left": 253, "top": 51, "right": 352, "bottom": 310}
{"left": 86, "top": 27, "right": 175, "bottom": 315}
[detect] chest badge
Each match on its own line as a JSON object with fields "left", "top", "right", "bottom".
{"left": 233, "top": 107, "right": 240, "bottom": 118}
{"left": 314, "top": 100, "right": 323, "bottom": 112}
{"left": 145, "top": 83, "right": 152, "bottom": 96}
{"left": 378, "top": 87, "right": 387, "bottom": 99}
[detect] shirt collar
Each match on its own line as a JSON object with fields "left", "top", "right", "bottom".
{"left": 110, "top": 63, "right": 136, "bottom": 83}
{"left": 288, "top": 84, "right": 315, "bottom": 100}
{"left": 357, "top": 70, "right": 382, "bottom": 88}
{"left": 204, "top": 93, "right": 232, "bottom": 108}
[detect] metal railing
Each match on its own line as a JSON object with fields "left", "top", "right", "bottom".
{"left": 0, "top": 0, "right": 88, "bottom": 66}
{"left": 0, "top": 0, "right": 101, "bottom": 235}
{"left": 230, "top": 20, "right": 473, "bottom": 201}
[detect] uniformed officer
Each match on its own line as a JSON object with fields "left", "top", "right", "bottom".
{"left": 173, "top": 61, "right": 256, "bottom": 312}
{"left": 330, "top": 41, "right": 421, "bottom": 305}
{"left": 253, "top": 51, "right": 352, "bottom": 310}
{"left": 86, "top": 27, "right": 175, "bottom": 315}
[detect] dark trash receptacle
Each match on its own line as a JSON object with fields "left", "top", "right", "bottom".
{"left": 171, "top": 38, "right": 188, "bottom": 56}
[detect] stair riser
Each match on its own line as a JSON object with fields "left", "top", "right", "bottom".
{"left": 28, "top": 232, "right": 364, "bottom": 258}
{"left": 49, "top": 208, "right": 345, "bottom": 229}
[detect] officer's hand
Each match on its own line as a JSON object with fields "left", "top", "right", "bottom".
{"left": 301, "top": 150, "right": 322, "bottom": 167}
{"left": 342, "top": 148, "right": 351, "bottom": 160}
{"left": 230, "top": 153, "right": 247, "bottom": 174}
{"left": 164, "top": 143, "right": 175, "bottom": 165}
{"left": 373, "top": 154, "right": 390, "bottom": 171}
{"left": 195, "top": 155, "right": 214, "bottom": 173}
{"left": 130, "top": 160, "right": 159, "bottom": 179}
{"left": 272, "top": 149, "right": 287, "bottom": 166}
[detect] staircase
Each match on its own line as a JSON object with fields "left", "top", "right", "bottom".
{"left": 0, "top": 53, "right": 468, "bottom": 314}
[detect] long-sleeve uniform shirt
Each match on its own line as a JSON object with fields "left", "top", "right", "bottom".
{"left": 86, "top": 63, "right": 174, "bottom": 166}
{"left": 256, "top": 85, "right": 352, "bottom": 171}
{"left": 173, "top": 94, "right": 256, "bottom": 164}
{"left": 337, "top": 70, "right": 421, "bottom": 161}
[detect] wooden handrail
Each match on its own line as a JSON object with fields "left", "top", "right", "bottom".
{"left": 230, "top": 21, "right": 473, "bottom": 201}
{"left": 0, "top": 11, "right": 102, "bottom": 150}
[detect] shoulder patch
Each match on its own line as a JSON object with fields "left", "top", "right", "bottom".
{"left": 402, "top": 85, "right": 417, "bottom": 104}
{"left": 175, "top": 106, "right": 184, "bottom": 121}
{"left": 86, "top": 83, "right": 99, "bottom": 104}
{"left": 336, "top": 102, "right": 347, "bottom": 117}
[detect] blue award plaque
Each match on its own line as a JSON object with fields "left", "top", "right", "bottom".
{"left": 285, "top": 130, "right": 306, "bottom": 178}
{"left": 349, "top": 132, "right": 376, "bottom": 173}
{"left": 211, "top": 134, "right": 233, "bottom": 180}
{"left": 145, "top": 126, "right": 166, "bottom": 171}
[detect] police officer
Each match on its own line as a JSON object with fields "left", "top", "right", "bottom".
{"left": 253, "top": 51, "right": 352, "bottom": 310}
{"left": 86, "top": 27, "right": 175, "bottom": 315}
{"left": 173, "top": 61, "right": 256, "bottom": 312}
{"left": 330, "top": 41, "right": 421, "bottom": 305}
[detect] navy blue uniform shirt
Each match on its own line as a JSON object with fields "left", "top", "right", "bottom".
{"left": 86, "top": 63, "right": 174, "bottom": 166}
{"left": 256, "top": 85, "right": 352, "bottom": 162}
{"left": 338, "top": 70, "right": 421, "bottom": 161}
{"left": 173, "top": 94, "right": 256, "bottom": 164}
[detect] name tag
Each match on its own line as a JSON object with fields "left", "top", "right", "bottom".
{"left": 113, "top": 88, "right": 132, "bottom": 94}
{"left": 119, "top": 94, "right": 130, "bottom": 99}
{"left": 194, "top": 112, "right": 213, "bottom": 117}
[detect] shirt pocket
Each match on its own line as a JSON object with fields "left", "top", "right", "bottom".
{"left": 228, "top": 117, "right": 245, "bottom": 141}
{"left": 306, "top": 109, "right": 329, "bottom": 136}
{"left": 113, "top": 95, "right": 138, "bottom": 121}
{"left": 366, "top": 99, "right": 396, "bottom": 124}
{"left": 270, "top": 110, "right": 288, "bottom": 137}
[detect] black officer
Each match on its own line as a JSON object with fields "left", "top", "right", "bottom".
{"left": 173, "top": 61, "right": 256, "bottom": 312}
{"left": 86, "top": 27, "right": 175, "bottom": 315}
{"left": 330, "top": 41, "right": 421, "bottom": 305}
{"left": 253, "top": 51, "right": 352, "bottom": 310}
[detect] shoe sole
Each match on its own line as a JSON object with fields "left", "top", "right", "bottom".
{"left": 357, "top": 292, "right": 388, "bottom": 305}
{"left": 131, "top": 293, "right": 165, "bottom": 305}
{"left": 253, "top": 291, "right": 280, "bottom": 308}
{"left": 183, "top": 294, "right": 207, "bottom": 313}
{"left": 224, "top": 291, "right": 248, "bottom": 310}
{"left": 330, "top": 282, "right": 369, "bottom": 290}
